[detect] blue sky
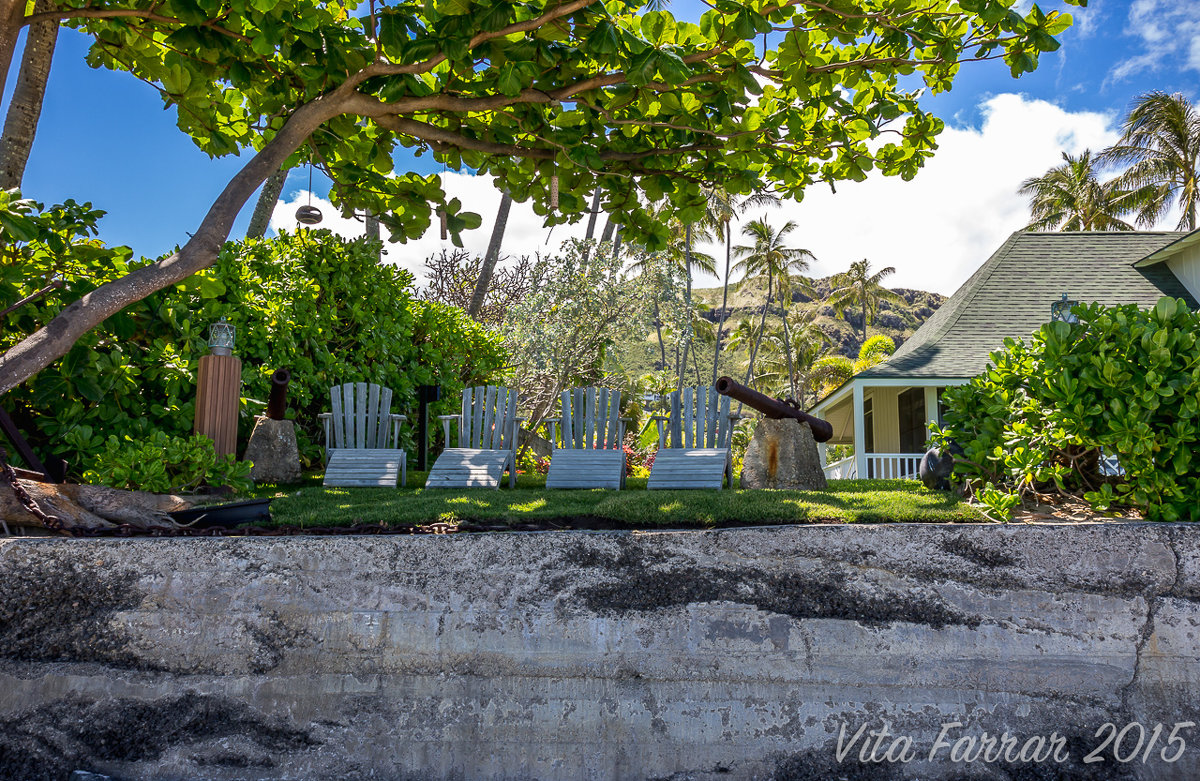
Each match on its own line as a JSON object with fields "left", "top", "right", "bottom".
{"left": 5, "top": 0, "right": 1199, "bottom": 293}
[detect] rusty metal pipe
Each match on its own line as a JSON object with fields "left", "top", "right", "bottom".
{"left": 265, "top": 369, "right": 291, "bottom": 420}
{"left": 715, "top": 376, "right": 834, "bottom": 443}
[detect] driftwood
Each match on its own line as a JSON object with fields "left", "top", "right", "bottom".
{"left": 1, "top": 477, "right": 196, "bottom": 533}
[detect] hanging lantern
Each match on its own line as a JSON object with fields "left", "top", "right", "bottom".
{"left": 207, "top": 317, "right": 236, "bottom": 356}
{"left": 1050, "top": 292, "right": 1078, "bottom": 324}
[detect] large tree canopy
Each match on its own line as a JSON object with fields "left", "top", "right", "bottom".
{"left": 0, "top": 0, "right": 1077, "bottom": 395}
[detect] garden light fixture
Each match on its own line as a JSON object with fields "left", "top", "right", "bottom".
{"left": 207, "top": 317, "right": 236, "bottom": 356}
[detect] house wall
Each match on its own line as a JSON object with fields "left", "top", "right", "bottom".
{"left": 1, "top": 528, "right": 1198, "bottom": 781}
{"left": 1167, "top": 248, "right": 1200, "bottom": 304}
{"left": 865, "top": 386, "right": 900, "bottom": 452}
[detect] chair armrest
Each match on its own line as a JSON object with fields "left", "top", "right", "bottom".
{"left": 391, "top": 414, "right": 408, "bottom": 421}
{"left": 438, "top": 414, "right": 460, "bottom": 448}
{"left": 318, "top": 413, "right": 332, "bottom": 458}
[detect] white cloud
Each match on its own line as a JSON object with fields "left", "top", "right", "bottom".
{"left": 1109, "top": 0, "right": 1200, "bottom": 81}
{"left": 690, "top": 94, "right": 1123, "bottom": 295}
{"left": 272, "top": 94, "right": 1139, "bottom": 298}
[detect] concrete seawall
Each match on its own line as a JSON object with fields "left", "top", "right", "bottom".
{"left": 1, "top": 523, "right": 1198, "bottom": 780}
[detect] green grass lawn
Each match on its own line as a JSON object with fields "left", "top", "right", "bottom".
{"left": 261, "top": 472, "right": 984, "bottom": 529}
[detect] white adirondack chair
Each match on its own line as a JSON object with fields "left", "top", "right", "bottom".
{"left": 546, "top": 387, "right": 628, "bottom": 490}
{"left": 648, "top": 386, "right": 736, "bottom": 489}
{"left": 318, "top": 382, "right": 407, "bottom": 487}
{"left": 426, "top": 385, "right": 521, "bottom": 489}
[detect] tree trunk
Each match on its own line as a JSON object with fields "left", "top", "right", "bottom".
{"left": 1, "top": 479, "right": 196, "bottom": 533}
{"left": 711, "top": 225, "right": 732, "bottom": 384}
{"left": 744, "top": 276, "right": 772, "bottom": 391}
{"left": 653, "top": 298, "right": 666, "bottom": 370}
{"left": 678, "top": 223, "right": 693, "bottom": 391}
{"left": 0, "top": 89, "right": 346, "bottom": 397}
{"left": 584, "top": 190, "right": 601, "bottom": 241}
{"left": 245, "top": 166, "right": 289, "bottom": 239}
{"left": 0, "top": 0, "right": 28, "bottom": 101}
{"left": 365, "top": 210, "right": 380, "bottom": 241}
{"left": 780, "top": 306, "right": 797, "bottom": 400}
{"left": 0, "top": 0, "right": 57, "bottom": 190}
{"left": 467, "top": 189, "right": 513, "bottom": 320}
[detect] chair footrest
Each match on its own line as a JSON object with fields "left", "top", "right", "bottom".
{"left": 546, "top": 448, "right": 625, "bottom": 490}
{"left": 648, "top": 448, "right": 730, "bottom": 490}
{"left": 324, "top": 448, "right": 406, "bottom": 488}
{"left": 426, "top": 449, "right": 515, "bottom": 489}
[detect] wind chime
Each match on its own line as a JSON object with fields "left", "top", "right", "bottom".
{"left": 549, "top": 105, "right": 559, "bottom": 212}
{"left": 295, "top": 162, "right": 323, "bottom": 225}
{"left": 438, "top": 160, "right": 448, "bottom": 240}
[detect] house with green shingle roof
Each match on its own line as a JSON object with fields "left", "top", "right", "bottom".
{"left": 812, "top": 230, "right": 1200, "bottom": 480}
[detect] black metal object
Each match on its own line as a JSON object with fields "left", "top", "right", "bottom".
{"left": 0, "top": 405, "right": 66, "bottom": 483}
{"left": 265, "top": 368, "right": 291, "bottom": 420}
{"left": 714, "top": 376, "right": 834, "bottom": 443}
{"left": 416, "top": 384, "right": 441, "bottom": 471}
{"left": 169, "top": 498, "right": 273, "bottom": 528}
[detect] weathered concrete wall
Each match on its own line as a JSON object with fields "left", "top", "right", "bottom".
{"left": 1, "top": 524, "right": 1199, "bottom": 780}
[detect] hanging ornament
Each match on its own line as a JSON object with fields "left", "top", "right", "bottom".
{"left": 295, "top": 163, "right": 323, "bottom": 225}
{"left": 439, "top": 207, "right": 448, "bottom": 240}
{"left": 548, "top": 103, "right": 560, "bottom": 213}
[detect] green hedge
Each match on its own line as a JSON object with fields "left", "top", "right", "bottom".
{"left": 933, "top": 297, "right": 1199, "bottom": 521}
{"left": 4, "top": 219, "right": 505, "bottom": 476}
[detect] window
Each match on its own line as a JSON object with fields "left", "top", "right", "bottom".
{"left": 897, "top": 388, "right": 927, "bottom": 454}
{"left": 863, "top": 397, "right": 874, "bottom": 454}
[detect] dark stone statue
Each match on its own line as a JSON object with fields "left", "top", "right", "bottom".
{"left": 919, "top": 443, "right": 962, "bottom": 490}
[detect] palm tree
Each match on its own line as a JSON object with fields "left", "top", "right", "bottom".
{"left": 246, "top": 166, "right": 290, "bottom": 238}
{"left": 468, "top": 190, "right": 514, "bottom": 318}
{"left": 826, "top": 258, "right": 903, "bottom": 344}
{"left": 731, "top": 217, "right": 815, "bottom": 393}
{"left": 0, "top": 0, "right": 58, "bottom": 190}
{"left": 1018, "top": 150, "right": 1141, "bottom": 232}
{"left": 634, "top": 201, "right": 715, "bottom": 381}
{"left": 1099, "top": 91, "right": 1200, "bottom": 231}
{"left": 704, "top": 185, "right": 780, "bottom": 384}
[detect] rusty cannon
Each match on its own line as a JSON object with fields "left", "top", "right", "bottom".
{"left": 714, "top": 376, "right": 834, "bottom": 443}
{"left": 264, "top": 368, "right": 291, "bottom": 420}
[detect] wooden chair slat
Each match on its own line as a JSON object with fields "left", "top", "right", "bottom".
{"left": 596, "top": 387, "right": 609, "bottom": 449}
{"left": 560, "top": 389, "right": 572, "bottom": 450}
{"left": 481, "top": 385, "right": 496, "bottom": 450}
{"left": 331, "top": 385, "right": 345, "bottom": 449}
{"left": 471, "top": 386, "right": 487, "bottom": 449}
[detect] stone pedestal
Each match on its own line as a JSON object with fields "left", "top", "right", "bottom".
{"left": 243, "top": 417, "right": 301, "bottom": 484}
{"left": 740, "top": 417, "right": 827, "bottom": 490}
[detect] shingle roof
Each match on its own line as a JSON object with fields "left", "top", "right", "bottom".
{"left": 857, "top": 231, "right": 1199, "bottom": 381}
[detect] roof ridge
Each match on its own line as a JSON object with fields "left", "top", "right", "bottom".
{"left": 884, "top": 229, "right": 1024, "bottom": 364}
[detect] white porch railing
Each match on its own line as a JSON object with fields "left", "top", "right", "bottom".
{"left": 824, "top": 455, "right": 856, "bottom": 479}
{"left": 823, "top": 453, "right": 924, "bottom": 480}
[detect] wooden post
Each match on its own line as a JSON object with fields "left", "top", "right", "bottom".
{"left": 194, "top": 353, "right": 242, "bottom": 457}
{"left": 852, "top": 382, "right": 866, "bottom": 480}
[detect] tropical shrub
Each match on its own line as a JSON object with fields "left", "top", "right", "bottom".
{"left": 85, "top": 432, "right": 253, "bottom": 494}
{"left": 932, "top": 298, "right": 1200, "bottom": 521}
{"left": 2, "top": 202, "right": 505, "bottom": 476}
